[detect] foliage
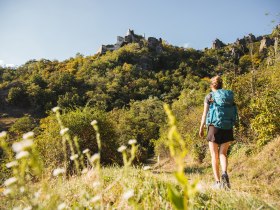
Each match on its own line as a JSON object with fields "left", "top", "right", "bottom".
{"left": 9, "top": 115, "right": 37, "bottom": 135}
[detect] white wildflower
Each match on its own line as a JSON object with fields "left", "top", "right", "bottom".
{"left": 52, "top": 106, "right": 60, "bottom": 112}
{"left": 0, "top": 131, "right": 7, "bottom": 138}
{"left": 34, "top": 190, "right": 41, "bottom": 198}
{"left": 12, "top": 139, "right": 33, "bottom": 153}
{"left": 4, "top": 177, "right": 17, "bottom": 186}
{"left": 90, "top": 195, "right": 101, "bottom": 203}
{"left": 196, "top": 183, "right": 205, "bottom": 193}
{"left": 82, "top": 168, "right": 88, "bottom": 174}
{"left": 92, "top": 181, "right": 101, "bottom": 188}
{"left": 57, "top": 203, "right": 67, "bottom": 210}
{"left": 3, "top": 188, "right": 12, "bottom": 196}
{"left": 143, "top": 166, "right": 151, "bottom": 171}
{"left": 90, "top": 120, "right": 97, "bottom": 126}
{"left": 20, "top": 187, "right": 25, "bottom": 193}
{"left": 6, "top": 161, "right": 18, "bottom": 168}
{"left": 128, "top": 139, "right": 137, "bottom": 145}
{"left": 117, "top": 145, "right": 127, "bottom": 153}
{"left": 123, "top": 189, "right": 134, "bottom": 200}
{"left": 53, "top": 168, "right": 66, "bottom": 176}
{"left": 23, "top": 206, "right": 32, "bottom": 210}
{"left": 60, "top": 128, "right": 69, "bottom": 136}
{"left": 70, "top": 154, "right": 78, "bottom": 160}
{"left": 82, "top": 148, "right": 90, "bottom": 154}
{"left": 22, "top": 131, "right": 34, "bottom": 140}
{"left": 16, "top": 151, "right": 29, "bottom": 159}
{"left": 13, "top": 207, "right": 21, "bottom": 210}
{"left": 90, "top": 153, "right": 100, "bottom": 162}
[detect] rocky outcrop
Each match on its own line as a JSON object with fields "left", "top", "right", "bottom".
{"left": 147, "top": 37, "right": 163, "bottom": 53}
{"left": 97, "top": 29, "right": 162, "bottom": 54}
{"left": 259, "top": 36, "right": 274, "bottom": 52}
{"left": 212, "top": 39, "right": 225, "bottom": 49}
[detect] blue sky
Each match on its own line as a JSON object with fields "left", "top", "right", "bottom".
{"left": 0, "top": 0, "right": 279, "bottom": 66}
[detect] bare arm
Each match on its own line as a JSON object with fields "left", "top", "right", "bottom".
{"left": 199, "top": 102, "right": 209, "bottom": 137}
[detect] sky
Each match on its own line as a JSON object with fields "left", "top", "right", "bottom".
{"left": 0, "top": 0, "right": 279, "bottom": 67}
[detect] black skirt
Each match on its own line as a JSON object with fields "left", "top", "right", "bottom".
{"left": 207, "top": 125, "right": 234, "bottom": 144}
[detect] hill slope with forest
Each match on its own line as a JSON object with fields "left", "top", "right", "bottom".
{"left": 0, "top": 26, "right": 280, "bottom": 209}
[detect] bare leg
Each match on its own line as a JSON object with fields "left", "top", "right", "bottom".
{"left": 209, "top": 142, "right": 220, "bottom": 182}
{"left": 219, "top": 142, "right": 230, "bottom": 173}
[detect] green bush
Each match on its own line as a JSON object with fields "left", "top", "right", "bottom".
{"left": 36, "top": 107, "right": 120, "bottom": 169}
{"left": 9, "top": 115, "right": 37, "bottom": 135}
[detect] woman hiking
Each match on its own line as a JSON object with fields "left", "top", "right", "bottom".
{"left": 199, "top": 75, "right": 238, "bottom": 189}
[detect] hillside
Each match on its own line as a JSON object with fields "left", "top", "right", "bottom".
{"left": 0, "top": 26, "right": 280, "bottom": 209}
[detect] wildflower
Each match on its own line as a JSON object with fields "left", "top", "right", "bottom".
{"left": 82, "top": 148, "right": 90, "bottom": 154}
{"left": 23, "top": 206, "right": 32, "bottom": 210}
{"left": 53, "top": 168, "right": 66, "bottom": 176}
{"left": 92, "top": 181, "right": 101, "bottom": 188}
{"left": 90, "top": 120, "right": 97, "bottom": 126}
{"left": 117, "top": 145, "right": 127, "bottom": 153}
{"left": 3, "top": 188, "right": 12, "bottom": 196}
{"left": 52, "top": 106, "right": 60, "bottom": 112}
{"left": 128, "top": 139, "right": 137, "bottom": 145}
{"left": 90, "top": 153, "right": 100, "bottom": 162}
{"left": 20, "top": 187, "right": 25, "bottom": 193}
{"left": 196, "top": 182, "right": 205, "bottom": 193}
{"left": 12, "top": 139, "right": 33, "bottom": 153}
{"left": 23, "top": 131, "right": 34, "bottom": 140}
{"left": 123, "top": 189, "right": 134, "bottom": 200}
{"left": 143, "top": 166, "right": 151, "bottom": 171}
{"left": 4, "top": 177, "right": 17, "bottom": 186}
{"left": 90, "top": 195, "right": 101, "bottom": 203}
{"left": 57, "top": 203, "right": 67, "bottom": 210}
{"left": 70, "top": 154, "right": 78, "bottom": 160}
{"left": 13, "top": 207, "right": 21, "bottom": 210}
{"left": 6, "top": 161, "right": 18, "bottom": 168}
{"left": 16, "top": 151, "right": 29, "bottom": 159}
{"left": 34, "top": 190, "right": 41, "bottom": 198}
{"left": 0, "top": 131, "right": 7, "bottom": 138}
{"left": 82, "top": 168, "right": 88, "bottom": 174}
{"left": 60, "top": 128, "right": 69, "bottom": 136}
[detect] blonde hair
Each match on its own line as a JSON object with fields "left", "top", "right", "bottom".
{"left": 210, "top": 75, "right": 223, "bottom": 89}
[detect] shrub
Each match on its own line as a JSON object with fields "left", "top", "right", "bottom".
{"left": 9, "top": 115, "right": 37, "bottom": 135}
{"left": 36, "top": 107, "right": 120, "bottom": 169}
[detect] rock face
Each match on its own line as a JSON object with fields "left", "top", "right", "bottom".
{"left": 147, "top": 37, "right": 163, "bottom": 53}
{"left": 259, "top": 36, "right": 274, "bottom": 52}
{"left": 212, "top": 39, "right": 225, "bottom": 49}
{"left": 97, "top": 29, "right": 162, "bottom": 54}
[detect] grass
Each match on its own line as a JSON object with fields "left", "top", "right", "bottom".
{"left": 0, "top": 106, "right": 279, "bottom": 209}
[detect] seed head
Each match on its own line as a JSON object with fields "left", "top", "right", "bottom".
{"left": 143, "top": 166, "right": 152, "bottom": 171}
{"left": 128, "top": 139, "right": 137, "bottom": 145}
{"left": 4, "top": 177, "right": 17, "bottom": 186}
{"left": 90, "top": 195, "right": 101, "bottom": 203}
{"left": 123, "top": 189, "right": 134, "bottom": 200}
{"left": 90, "top": 153, "right": 100, "bottom": 162}
{"left": 16, "top": 151, "right": 29, "bottom": 159}
{"left": 12, "top": 139, "right": 33, "bottom": 153}
{"left": 52, "top": 106, "right": 60, "bottom": 112}
{"left": 6, "top": 161, "right": 18, "bottom": 168}
{"left": 57, "top": 203, "right": 67, "bottom": 210}
{"left": 90, "top": 120, "right": 98, "bottom": 126}
{"left": 0, "top": 131, "right": 7, "bottom": 138}
{"left": 53, "top": 168, "right": 66, "bottom": 176}
{"left": 60, "top": 128, "right": 69, "bottom": 136}
{"left": 22, "top": 131, "right": 34, "bottom": 140}
{"left": 70, "top": 154, "right": 78, "bottom": 160}
{"left": 117, "top": 145, "right": 127, "bottom": 153}
{"left": 82, "top": 149, "right": 90, "bottom": 154}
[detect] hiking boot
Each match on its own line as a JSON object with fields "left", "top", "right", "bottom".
{"left": 212, "top": 181, "right": 221, "bottom": 190}
{"left": 221, "top": 172, "right": 231, "bottom": 189}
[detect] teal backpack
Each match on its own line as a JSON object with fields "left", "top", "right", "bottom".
{"left": 206, "top": 89, "right": 238, "bottom": 129}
